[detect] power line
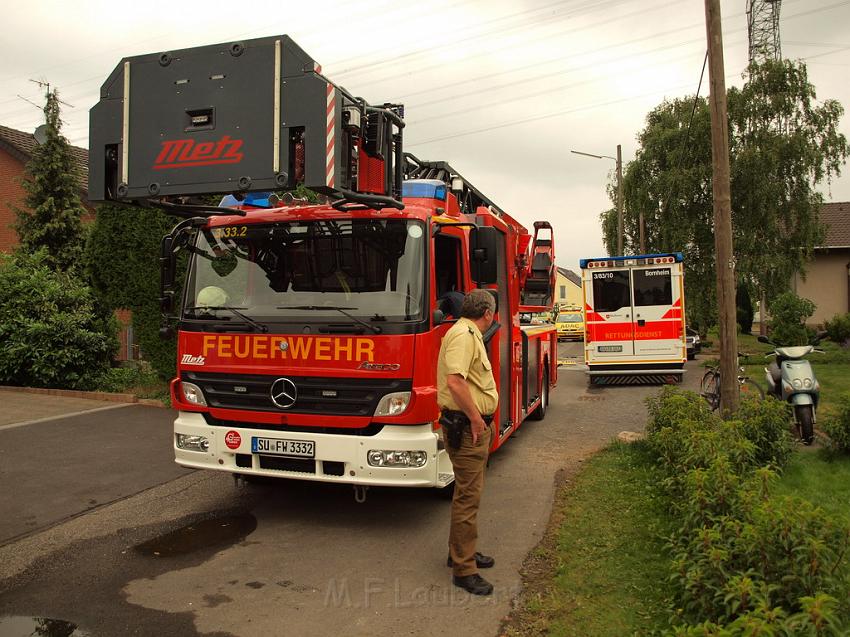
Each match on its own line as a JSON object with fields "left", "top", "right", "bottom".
{"left": 330, "top": 0, "right": 612, "bottom": 77}
{"left": 406, "top": 72, "right": 734, "bottom": 147}
{"left": 406, "top": 44, "right": 720, "bottom": 128}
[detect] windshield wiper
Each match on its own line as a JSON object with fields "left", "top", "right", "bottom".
{"left": 184, "top": 306, "right": 268, "bottom": 333}
{"left": 277, "top": 305, "right": 382, "bottom": 334}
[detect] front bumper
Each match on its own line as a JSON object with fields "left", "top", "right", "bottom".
{"left": 557, "top": 330, "right": 584, "bottom": 340}
{"left": 174, "top": 411, "right": 454, "bottom": 488}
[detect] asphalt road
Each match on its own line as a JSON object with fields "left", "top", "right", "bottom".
{"left": 0, "top": 343, "right": 703, "bottom": 637}
{"left": 0, "top": 403, "right": 187, "bottom": 543}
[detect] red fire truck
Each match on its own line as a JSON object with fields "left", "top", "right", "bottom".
{"left": 581, "top": 253, "right": 686, "bottom": 385}
{"left": 89, "top": 35, "right": 557, "bottom": 499}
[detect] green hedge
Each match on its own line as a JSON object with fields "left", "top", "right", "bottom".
{"left": 86, "top": 203, "right": 181, "bottom": 380}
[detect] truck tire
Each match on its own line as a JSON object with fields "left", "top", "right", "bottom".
{"left": 795, "top": 405, "right": 815, "bottom": 445}
{"left": 529, "top": 368, "right": 549, "bottom": 421}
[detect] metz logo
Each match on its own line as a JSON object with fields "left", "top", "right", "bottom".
{"left": 181, "top": 354, "right": 206, "bottom": 366}
{"left": 153, "top": 135, "right": 244, "bottom": 170}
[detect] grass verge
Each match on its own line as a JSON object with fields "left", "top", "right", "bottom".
{"left": 501, "top": 443, "right": 672, "bottom": 637}
{"left": 776, "top": 448, "right": 850, "bottom": 521}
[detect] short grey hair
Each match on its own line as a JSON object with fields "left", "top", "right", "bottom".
{"left": 461, "top": 289, "right": 496, "bottom": 319}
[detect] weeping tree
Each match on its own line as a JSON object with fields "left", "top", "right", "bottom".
{"left": 602, "top": 59, "right": 848, "bottom": 332}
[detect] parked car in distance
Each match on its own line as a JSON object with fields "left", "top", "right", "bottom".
{"left": 686, "top": 327, "right": 701, "bottom": 360}
{"left": 556, "top": 311, "right": 584, "bottom": 341}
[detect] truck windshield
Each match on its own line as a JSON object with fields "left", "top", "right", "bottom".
{"left": 184, "top": 219, "right": 426, "bottom": 322}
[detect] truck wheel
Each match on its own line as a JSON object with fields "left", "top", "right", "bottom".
{"left": 795, "top": 405, "right": 815, "bottom": 445}
{"left": 529, "top": 368, "right": 549, "bottom": 421}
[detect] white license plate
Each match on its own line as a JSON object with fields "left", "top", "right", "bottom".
{"left": 598, "top": 345, "right": 623, "bottom": 352}
{"left": 251, "top": 437, "right": 315, "bottom": 458}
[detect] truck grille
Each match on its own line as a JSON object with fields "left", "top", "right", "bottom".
{"left": 182, "top": 371, "right": 412, "bottom": 416}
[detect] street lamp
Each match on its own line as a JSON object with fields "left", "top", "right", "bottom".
{"left": 571, "top": 145, "right": 642, "bottom": 255}
{"left": 571, "top": 146, "right": 624, "bottom": 255}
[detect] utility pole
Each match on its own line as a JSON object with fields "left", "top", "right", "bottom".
{"left": 572, "top": 147, "right": 625, "bottom": 255}
{"left": 705, "top": 0, "right": 739, "bottom": 414}
{"left": 616, "top": 144, "right": 624, "bottom": 255}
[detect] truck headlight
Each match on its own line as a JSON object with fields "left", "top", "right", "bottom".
{"left": 181, "top": 381, "right": 207, "bottom": 406}
{"left": 367, "top": 450, "right": 428, "bottom": 467}
{"left": 176, "top": 434, "right": 210, "bottom": 452}
{"left": 374, "top": 391, "right": 411, "bottom": 416}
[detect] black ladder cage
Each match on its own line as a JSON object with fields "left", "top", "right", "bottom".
{"left": 89, "top": 34, "right": 405, "bottom": 210}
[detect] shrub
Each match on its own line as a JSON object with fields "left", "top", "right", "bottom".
{"left": 734, "top": 395, "right": 794, "bottom": 469}
{"left": 824, "top": 312, "right": 850, "bottom": 346}
{"left": 645, "top": 387, "right": 850, "bottom": 634}
{"left": 767, "top": 291, "right": 816, "bottom": 346}
{"left": 822, "top": 396, "right": 850, "bottom": 454}
{"left": 736, "top": 285, "right": 754, "bottom": 335}
{"left": 0, "top": 251, "right": 118, "bottom": 390}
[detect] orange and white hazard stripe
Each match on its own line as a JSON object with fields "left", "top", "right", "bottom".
{"left": 326, "top": 83, "right": 335, "bottom": 189}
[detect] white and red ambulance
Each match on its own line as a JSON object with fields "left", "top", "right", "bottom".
{"left": 580, "top": 253, "right": 687, "bottom": 384}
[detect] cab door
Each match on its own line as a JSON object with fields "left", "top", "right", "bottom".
{"left": 631, "top": 265, "right": 683, "bottom": 359}
{"left": 586, "top": 269, "right": 634, "bottom": 358}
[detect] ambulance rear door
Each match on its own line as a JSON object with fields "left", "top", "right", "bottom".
{"left": 585, "top": 267, "right": 634, "bottom": 359}
{"left": 631, "top": 262, "right": 684, "bottom": 360}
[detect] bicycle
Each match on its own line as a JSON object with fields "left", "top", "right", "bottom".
{"left": 700, "top": 353, "right": 764, "bottom": 411}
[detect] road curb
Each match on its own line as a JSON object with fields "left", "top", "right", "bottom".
{"left": 0, "top": 385, "right": 167, "bottom": 409}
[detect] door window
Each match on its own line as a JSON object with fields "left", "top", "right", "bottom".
{"left": 591, "top": 270, "right": 631, "bottom": 312}
{"left": 632, "top": 268, "right": 672, "bottom": 307}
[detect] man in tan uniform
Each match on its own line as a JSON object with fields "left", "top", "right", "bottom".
{"left": 437, "top": 289, "right": 499, "bottom": 596}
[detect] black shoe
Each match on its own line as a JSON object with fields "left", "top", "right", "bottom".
{"left": 452, "top": 573, "right": 493, "bottom": 596}
{"left": 446, "top": 552, "right": 495, "bottom": 569}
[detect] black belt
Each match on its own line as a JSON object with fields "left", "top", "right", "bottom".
{"left": 441, "top": 409, "right": 494, "bottom": 425}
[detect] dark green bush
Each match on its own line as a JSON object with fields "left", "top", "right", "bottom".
{"left": 86, "top": 203, "right": 181, "bottom": 380}
{"left": 768, "top": 292, "right": 816, "bottom": 346}
{"left": 822, "top": 396, "right": 850, "bottom": 454}
{"left": 0, "top": 251, "right": 118, "bottom": 389}
{"left": 736, "top": 285, "right": 754, "bottom": 335}
{"left": 824, "top": 312, "right": 850, "bottom": 345}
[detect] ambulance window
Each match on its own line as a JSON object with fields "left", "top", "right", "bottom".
{"left": 591, "top": 270, "right": 630, "bottom": 312}
{"left": 633, "top": 268, "right": 672, "bottom": 306}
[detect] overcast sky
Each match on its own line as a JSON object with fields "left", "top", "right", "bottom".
{"left": 2, "top": 0, "right": 849, "bottom": 271}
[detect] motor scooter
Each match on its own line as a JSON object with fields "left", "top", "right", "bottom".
{"left": 758, "top": 334, "right": 824, "bottom": 445}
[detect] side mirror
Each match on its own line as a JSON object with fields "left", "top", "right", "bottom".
{"left": 469, "top": 226, "right": 499, "bottom": 285}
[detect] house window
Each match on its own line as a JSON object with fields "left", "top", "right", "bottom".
{"left": 560, "top": 285, "right": 566, "bottom": 299}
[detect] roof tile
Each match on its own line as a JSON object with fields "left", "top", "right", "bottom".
{"left": 0, "top": 123, "right": 88, "bottom": 193}
{"left": 819, "top": 202, "right": 850, "bottom": 248}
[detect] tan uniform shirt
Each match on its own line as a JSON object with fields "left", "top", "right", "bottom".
{"left": 437, "top": 317, "right": 499, "bottom": 416}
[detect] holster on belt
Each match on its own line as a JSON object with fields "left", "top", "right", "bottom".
{"left": 439, "top": 410, "right": 468, "bottom": 450}
{"left": 439, "top": 410, "right": 494, "bottom": 450}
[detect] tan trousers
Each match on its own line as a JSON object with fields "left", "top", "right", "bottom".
{"left": 446, "top": 425, "right": 493, "bottom": 577}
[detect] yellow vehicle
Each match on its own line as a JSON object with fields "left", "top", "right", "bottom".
{"left": 556, "top": 310, "right": 584, "bottom": 341}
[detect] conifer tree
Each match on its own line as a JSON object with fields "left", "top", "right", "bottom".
{"left": 14, "top": 89, "right": 86, "bottom": 272}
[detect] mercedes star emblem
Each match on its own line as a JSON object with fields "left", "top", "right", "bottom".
{"left": 270, "top": 377, "right": 297, "bottom": 409}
